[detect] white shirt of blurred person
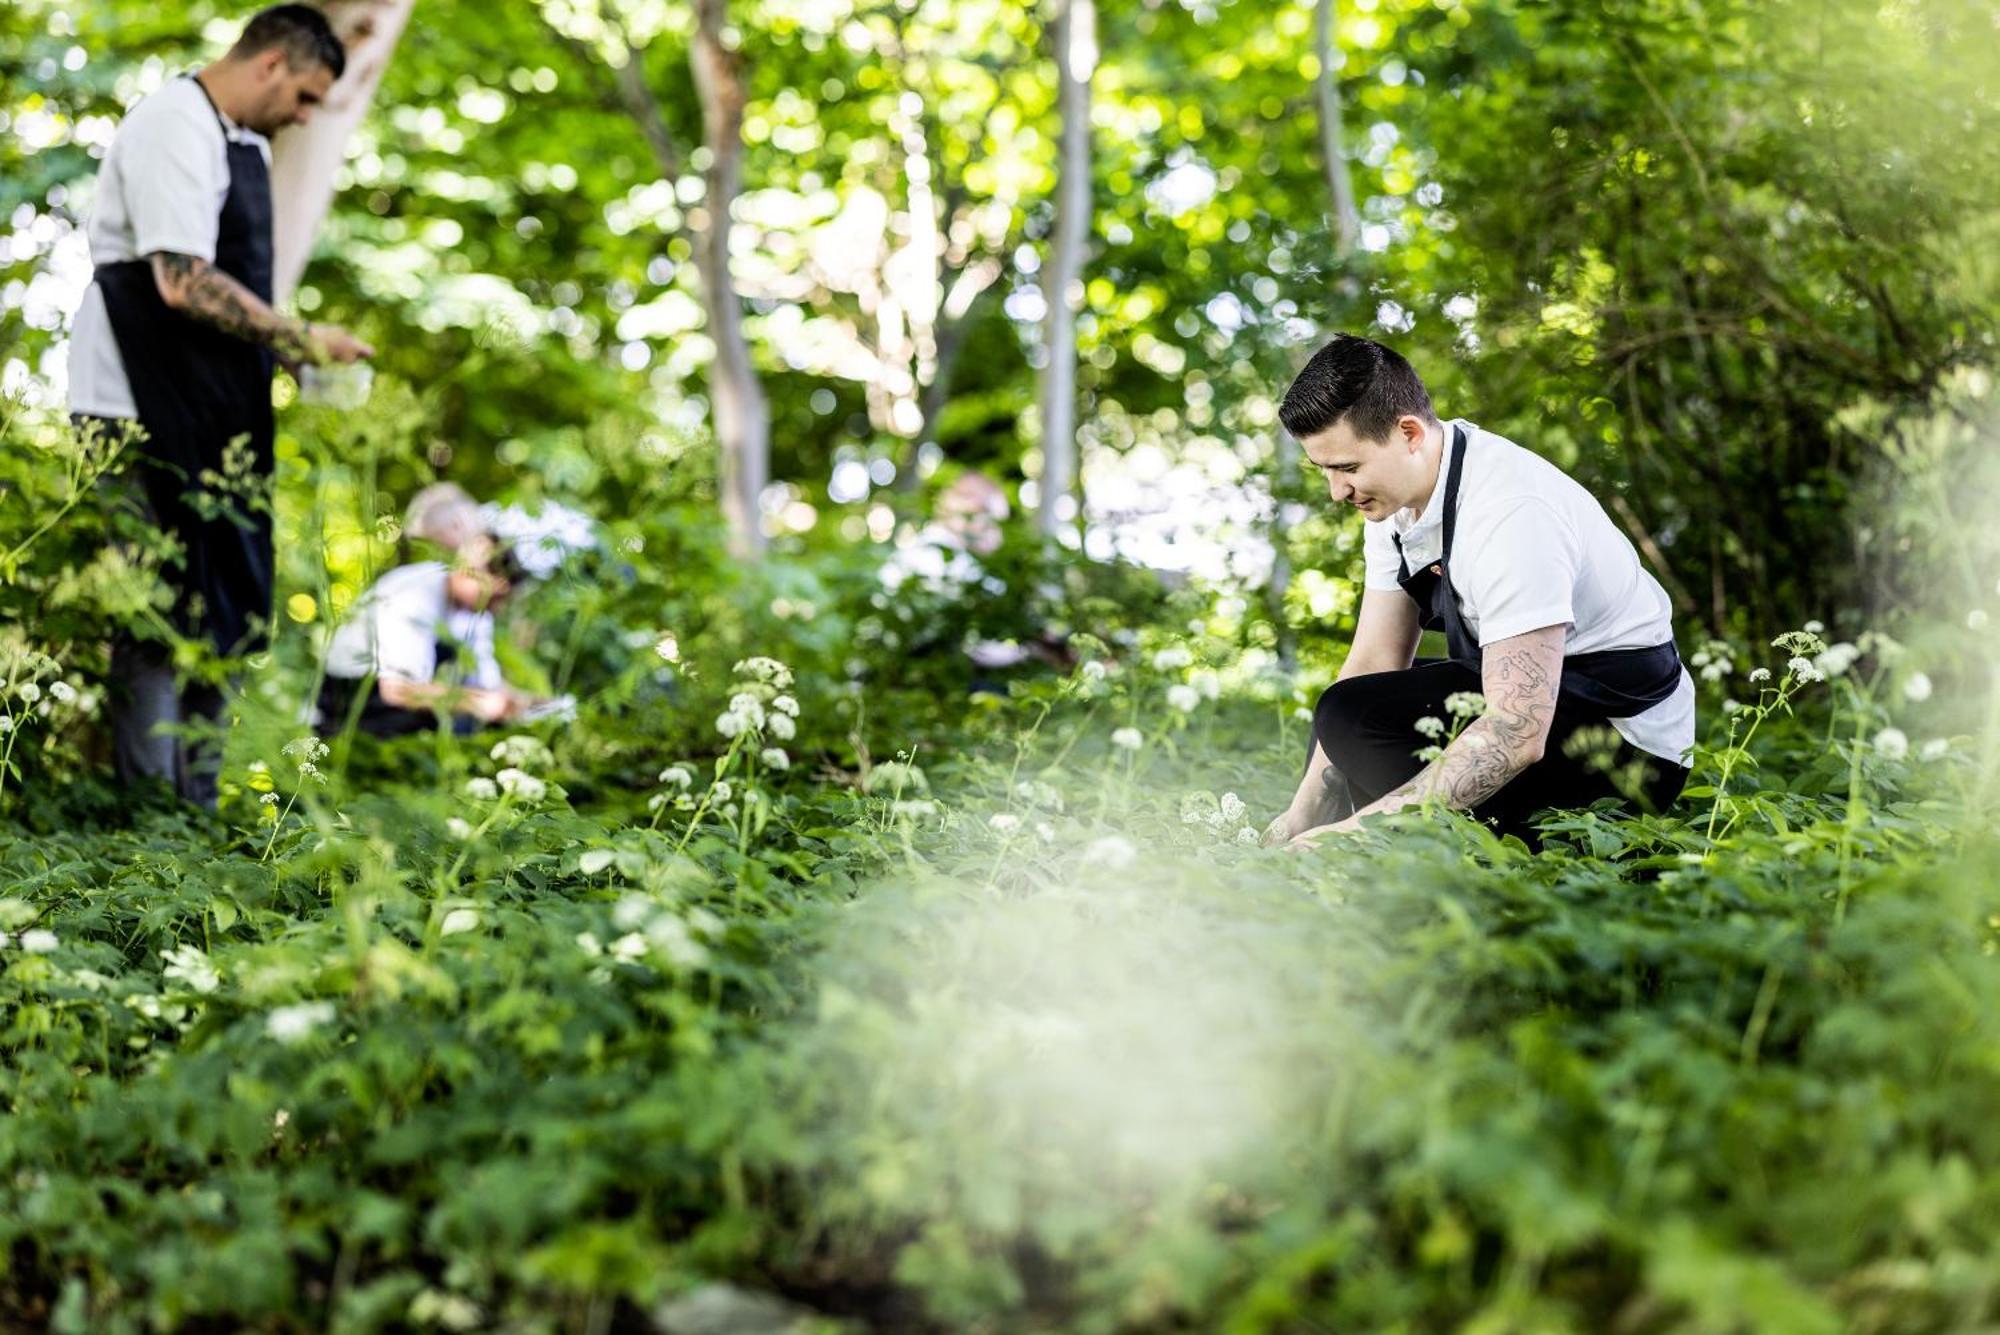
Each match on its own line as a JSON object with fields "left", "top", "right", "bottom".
{"left": 320, "top": 536, "right": 547, "bottom": 734}
{"left": 878, "top": 473, "right": 1036, "bottom": 669}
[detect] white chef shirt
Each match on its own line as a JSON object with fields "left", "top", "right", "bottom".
{"left": 1362, "top": 419, "right": 1696, "bottom": 766}
{"left": 323, "top": 563, "right": 504, "bottom": 690}
{"left": 68, "top": 76, "right": 272, "bottom": 420}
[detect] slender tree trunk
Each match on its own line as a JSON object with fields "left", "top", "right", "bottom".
{"left": 1038, "top": 0, "right": 1094, "bottom": 538}
{"left": 1313, "top": 0, "right": 1360, "bottom": 258}
{"left": 691, "top": 0, "right": 770, "bottom": 558}
{"left": 268, "top": 0, "right": 415, "bottom": 303}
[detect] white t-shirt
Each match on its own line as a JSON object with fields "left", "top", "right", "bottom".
{"left": 1362, "top": 419, "right": 1696, "bottom": 766}
{"left": 324, "top": 563, "right": 505, "bottom": 691}
{"left": 68, "top": 76, "right": 272, "bottom": 420}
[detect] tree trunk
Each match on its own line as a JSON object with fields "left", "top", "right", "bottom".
{"left": 691, "top": 0, "right": 770, "bottom": 558}
{"left": 1313, "top": 0, "right": 1360, "bottom": 258}
{"left": 1037, "top": 0, "right": 1094, "bottom": 539}
{"left": 268, "top": 0, "right": 415, "bottom": 303}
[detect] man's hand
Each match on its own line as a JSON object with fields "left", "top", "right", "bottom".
{"left": 303, "top": 323, "right": 374, "bottom": 365}
{"left": 461, "top": 688, "right": 516, "bottom": 724}
{"left": 1280, "top": 816, "right": 1361, "bottom": 853}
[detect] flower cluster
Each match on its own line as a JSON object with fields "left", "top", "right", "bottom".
{"left": 282, "top": 735, "right": 330, "bottom": 785}
{"left": 1179, "top": 790, "right": 1258, "bottom": 845}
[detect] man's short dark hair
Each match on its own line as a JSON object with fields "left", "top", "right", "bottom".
{"left": 1278, "top": 334, "right": 1438, "bottom": 442}
{"left": 230, "top": 4, "right": 346, "bottom": 79}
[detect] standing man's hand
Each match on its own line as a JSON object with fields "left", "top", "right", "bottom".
{"left": 304, "top": 323, "right": 374, "bottom": 365}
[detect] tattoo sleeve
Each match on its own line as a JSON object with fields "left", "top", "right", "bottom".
{"left": 1378, "top": 625, "right": 1566, "bottom": 814}
{"left": 150, "top": 252, "right": 309, "bottom": 361}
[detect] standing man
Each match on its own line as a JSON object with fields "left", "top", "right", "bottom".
{"left": 1263, "top": 335, "right": 1694, "bottom": 849}
{"left": 68, "top": 5, "right": 374, "bottom": 804}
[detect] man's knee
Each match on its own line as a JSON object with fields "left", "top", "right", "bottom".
{"left": 1313, "top": 676, "right": 1379, "bottom": 770}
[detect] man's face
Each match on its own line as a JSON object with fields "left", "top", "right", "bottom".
{"left": 243, "top": 52, "right": 336, "bottom": 135}
{"left": 1298, "top": 413, "right": 1434, "bottom": 520}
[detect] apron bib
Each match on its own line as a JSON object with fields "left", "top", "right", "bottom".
{"left": 1394, "top": 424, "right": 1683, "bottom": 719}
{"left": 95, "top": 75, "right": 277, "bottom": 657}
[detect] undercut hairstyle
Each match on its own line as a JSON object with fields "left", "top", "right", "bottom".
{"left": 229, "top": 4, "right": 346, "bottom": 79}
{"left": 1278, "top": 333, "right": 1438, "bottom": 443}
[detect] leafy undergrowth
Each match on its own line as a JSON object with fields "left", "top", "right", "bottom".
{"left": 2, "top": 636, "right": 1997, "bottom": 1334}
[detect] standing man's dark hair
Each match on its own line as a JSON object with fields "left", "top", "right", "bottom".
{"left": 1279, "top": 333, "right": 1438, "bottom": 443}
{"left": 229, "top": 4, "right": 347, "bottom": 80}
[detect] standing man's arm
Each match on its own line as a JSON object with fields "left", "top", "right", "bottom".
{"left": 1266, "top": 588, "right": 1422, "bottom": 843}
{"left": 1292, "top": 622, "right": 1566, "bottom": 841}
{"left": 148, "top": 251, "right": 371, "bottom": 365}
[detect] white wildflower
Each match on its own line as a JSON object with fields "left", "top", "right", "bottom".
{"left": 445, "top": 817, "right": 473, "bottom": 840}
{"left": 1080, "top": 660, "right": 1108, "bottom": 682}
{"left": 989, "top": 813, "right": 1021, "bottom": 833}
{"left": 1167, "top": 684, "right": 1201, "bottom": 712}
{"left": 283, "top": 736, "right": 330, "bottom": 763}
{"left": 1873, "top": 727, "right": 1909, "bottom": 760}
{"left": 1787, "top": 656, "right": 1823, "bottom": 684}
{"left": 265, "top": 1001, "right": 335, "bottom": 1044}
{"left": 1722, "top": 699, "right": 1744, "bottom": 714}
{"left": 161, "top": 945, "right": 220, "bottom": 994}
{"left": 15, "top": 682, "right": 40, "bottom": 704}
{"left": 0, "top": 717, "right": 13, "bottom": 736}
{"left": 1920, "top": 737, "right": 1951, "bottom": 761}
{"left": 495, "top": 768, "right": 547, "bottom": 802}
{"left": 654, "top": 634, "right": 680, "bottom": 663}
{"left": 1748, "top": 668, "right": 1771, "bottom": 684}
{"left": 1151, "top": 646, "right": 1194, "bottom": 672}
{"left": 1414, "top": 715, "right": 1446, "bottom": 739}
{"left": 715, "top": 711, "right": 745, "bottom": 738}
{"left": 657, "top": 764, "right": 694, "bottom": 789}
{"left": 766, "top": 712, "right": 796, "bottom": 740}
{"left": 1445, "top": 691, "right": 1488, "bottom": 719}
{"left": 1903, "top": 672, "right": 1933, "bottom": 703}
{"left": 489, "top": 735, "right": 552, "bottom": 770}
{"left": 1082, "top": 834, "right": 1138, "bottom": 870}
{"left": 259, "top": 792, "right": 280, "bottom": 807}
{"left": 1219, "top": 792, "right": 1248, "bottom": 824}
{"left": 734, "top": 656, "right": 794, "bottom": 688}
{"left": 1235, "top": 826, "right": 1261, "bottom": 846}
{"left": 575, "top": 931, "right": 604, "bottom": 956}
{"left": 771, "top": 694, "right": 800, "bottom": 717}
{"left": 1111, "top": 727, "right": 1144, "bottom": 751}
{"left": 48, "top": 681, "right": 76, "bottom": 705}
{"left": 889, "top": 798, "right": 938, "bottom": 819}
{"left": 709, "top": 780, "right": 733, "bottom": 804}
{"left": 20, "top": 929, "right": 57, "bottom": 954}
{"left": 611, "top": 932, "right": 650, "bottom": 962}
{"left": 1190, "top": 669, "right": 1221, "bottom": 700}
{"left": 760, "top": 747, "right": 789, "bottom": 771}
{"left": 440, "top": 908, "right": 481, "bottom": 936}
{"left": 1803, "top": 619, "right": 1825, "bottom": 634}
{"left": 1813, "top": 642, "right": 1861, "bottom": 678}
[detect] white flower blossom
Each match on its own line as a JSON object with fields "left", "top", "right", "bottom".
{"left": 734, "top": 656, "right": 794, "bottom": 688}
{"left": 15, "top": 682, "right": 40, "bottom": 704}
{"left": 1167, "top": 684, "right": 1201, "bottom": 712}
{"left": 1235, "top": 826, "right": 1261, "bottom": 846}
{"left": 1787, "top": 656, "right": 1823, "bottom": 684}
{"left": 1413, "top": 716, "right": 1446, "bottom": 739}
{"left": 1445, "top": 691, "right": 1488, "bottom": 720}
{"left": 1748, "top": 668, "right": 1771, "bottom": 684}
{"left": 1722, "top": 699, "right": 1744, "bottom": 715}
{"left": 440, "top": 908, "right": 481, "bottom": 936}
{"left": 464, "top": 777, "right": 499, "bottom": 801}
{"left": 1813, "top": 642, "right": 1861, "bottom": 678}
{"left": 1873, "top": 727, "right": 1909, "bottom": 761}
{"left": 766, "top": 712, "right": 796, "bottom": 740}
{"left": 1219, "top": 792, "right": 1247, "bottom": 824}
{"left": 1082, "top": 834, "right": 1138, "bottom": 870}
{"left": 576, "top": 931, "right": 604, "bottom": 956}
{"left": 20, "top": 929, "right": 57, "bottom": 954}
{"left": 265, "top": 1001, "right": 335, "bottom": 1044}
{"left": 445, "top": 817, "right": 473, "bottom": 840}
{"left": 161, "top": 945, "right": 220, "bottom": 994}
{"left": 611, "top": 932, "right": 650, "bottom": 962}
{"left": 489, "top": 735, "right": 552, "bottom": 770}
{"left": 890, "top": 798, "right": 938, "bottom": 819}
{"left": 495, "top": 768, "right": 547, "bottom": 802}
{"left": 657, "top": 765, "right": 694, "bottom": 789}
{"left": 715, "top": 711, "right": 745, "bottom": 738}
{"left": 1803, "top": 619, "right": 1825, "bottom": 634}
{"left": 1920, "top": 737, "right": 1951, "bottom": 761}
{"left": 1903, "top": 672, "right": 1933, "bottom": 703}
{"left": 989, "top": 813, "right": 1021, "bottom": 833}
{"left": 654, "top": 634, "right": 680, "bottom": 663}
{"left": 48, "top": 681, "right": 76, "bottom": 705}
{"left": 1111, "top": 727, "right": 1144, "bottom": 751}
{"left": 771, "top": 694, "right": 800, "bottom": 717}
{"left": 0, "top": 717, "right": 13, "bottom": 736}
{"left": 1151, "top": 646, "right": 1194, "bottom": 672}
{"left": 709, "top": 780, "right": 733, "bottom": 805}
{"left": 1080, "top": 660, "right": 1108, "bottom": 682}
{"left": 259, "top": 792, "right": 280, "bottom": 807}
{"left": 760, "top": 747, "right": 789, "bottom": 771}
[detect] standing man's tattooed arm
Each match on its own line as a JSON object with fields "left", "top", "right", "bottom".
{"left": 1368, "top": 624, "right": 1565, "bottom": 816}
{"left": 148, "top": 251, "right": 373, "bottom": 365}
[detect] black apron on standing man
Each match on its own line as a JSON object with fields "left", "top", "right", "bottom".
{"left": 94, "top": 75, "right": 277, "bottom": 662}
{"left": 1310, "top": 423, "right": 1689, "bottom": 841}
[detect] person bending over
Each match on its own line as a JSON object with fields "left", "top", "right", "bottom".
{"left": 1264, "top": 335, "right": 1694, "bottom": 850}
{"left": 318, "top": 535, "right": 546, "bottom": 736}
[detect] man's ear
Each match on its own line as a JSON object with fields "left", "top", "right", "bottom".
{"left": 1399, "top": 414, "right": 1428, "bottom": 451}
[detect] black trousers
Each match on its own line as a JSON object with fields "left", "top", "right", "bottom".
{"left": 1311, "top": 660, "right": 1687, "bottom": 845}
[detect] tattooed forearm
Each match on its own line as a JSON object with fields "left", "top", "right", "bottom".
{"left": 150, "top": 252, "right": 309, "bottom": 359}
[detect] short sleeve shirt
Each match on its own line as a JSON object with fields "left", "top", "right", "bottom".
{"left": 323, "top": 563, "right": 504, "bottom": 689}
{"left": 67, "top": 77, "right": 272, "bottom": 420}
{"left": 1361, "top": 419, "right": 1696, "bottom": 765}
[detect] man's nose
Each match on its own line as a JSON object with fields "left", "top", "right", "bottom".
{"left": 1327, "top": 474, "right": 1351, "bottom": 501}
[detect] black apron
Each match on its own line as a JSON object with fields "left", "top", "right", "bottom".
{"left": 95, "top": 75, "right": 277, "bottom": 658}
{"left": 1394, "top": 423, "right": 1684, "bottom": 720}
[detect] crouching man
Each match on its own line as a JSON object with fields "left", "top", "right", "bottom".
{"left": 318, "top": 534, "right": 545, "bottom": 736}
{"left": 1265, "top": 335, "right": 1694, "bottom": 850}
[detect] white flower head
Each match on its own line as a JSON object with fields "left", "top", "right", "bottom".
{"left": 1787, "top": 656, "right": 1823, "bottom": 684}
{"left": 1748, "top": 668, "right": 1771, "bottom": 684}
{"left": 1235, "top": 826, "right": 1261, "bottom": 846}
{"left": 1080, "top": 660, "right": 1108, "bottom": 682}
{"left": 1167, "top": 684, "right": 1201, "bottom": 712}
{"left": 1920, "top": 737, "right": 1951, "bottom": 761}
{"left": 1813, "top": 642, "right": 1861, "bottom": 679}
{"left": 1873, "top": 727, "right": 1909, "bottom": 760}
{"left": 889, "top": 798, "right": 938, "bottom": 819}
{"left": 1082, "top": 834, "right": 1138, "bottom": 870}
{"left": 657, "top": 764, "right": 694, "bottom": 789}
{"left": 715, "top": 711, "right": 745, "bottom": 738}
{"left": 489, "top": 734, "right": 553, "bottom": 771}
{"left": 1219, "top": 792, "right": 1248, "bottom": 824}
{"left": 1151, "top": 646, "right": 1194, "bottom": 672}
{"left": 495, "top": 768, "right": 547, "bottom": 802}
{"left": 709, "top": 780, "right": 733, "bottom": 804}
{"left": 766, "top": 712, "right": 796, "bottom": 740}
{"left": 988, "top": 813, "right": 1021, "bottom": 833}
{"left": 162, "top": 945, "right": 221, "bottom": 994}
{"left": 445, "top": 817, "right": 474, "bottom": 840}
{"left": 611, "top": 932, "right": 650, "bottom": 962}
{"left": 1803, "top": 619, "right": 1825, "bottom": 635}
{"left": 734, "top": 656, "right": 794, "bottom": 689}
{"left": 265, "top": 1001, "right": 335, "bottom": 1044}
{"left": 0, "top": 717, "right": 13, "bottom": 736}
{"left": 440, "top": 908, "right": 481, "bottom": 936}
{"left": 464, "top": 777, "right": 499, "bottom": 801}
{"left": 1414, "top": 715, "right": 1446, "bottom": 739}
{"left": 1445, "top": 691, "right": 1488, "bottom": 720}
{"left": 20, "top": 929, "right": 58, "bottom": 954}
{"left": 1111, "top": 727, "right": 1144, "bottom": 751}
{"left": 14, "top": 682, "right": 40, "bottom": 705}
{"left": 1902, "top": 672, "right": 1933, "bottom": 703}
{"left": 48, "top": 681, "right": 76, "bottom": 705}
{"left": 654, "top": 633, "right": 680, "bottom": 663}
{"left": 771, "top": 694, "right": 800, "bottom": 717}
{"left": 259, "top": 792, "right": 280, "bottom": 807}
{"left": 760, "top": 747, "right": 789, "bottom": 771}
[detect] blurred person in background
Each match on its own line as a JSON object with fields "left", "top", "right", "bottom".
{"left": 68, "top": 5, "right": 373, "bottom": 805}
{"left": 1264, "top": 334, "right": 1693, "bottom": 850}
